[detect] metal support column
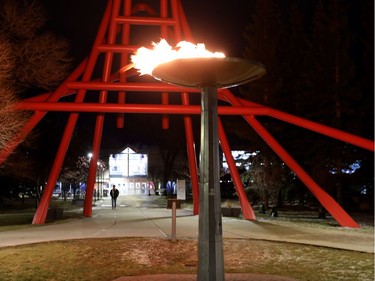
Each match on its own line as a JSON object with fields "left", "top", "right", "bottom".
{"left": 198, "top": 86, "right": 224, "bottom": 281}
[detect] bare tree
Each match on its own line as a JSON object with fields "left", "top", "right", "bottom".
{"left": 0, "top": 38, "right": 26, "bottom": 151}
{"left": 242, "top": 150, "right": 288, "bottom": 208}
{"left": 0, "top": 0, "right": 72, "bottom": 91}
{"left": 0, "top": 86, "right": 30, "bottom": 152}
{"left": 0, "top": 0, "right": 71, "bottom": 152}
{"left": 0, "top": 37, "right": 13, "bottom": 81}
{"left": 15, "top": 32, "right": 72, "bottom": 90}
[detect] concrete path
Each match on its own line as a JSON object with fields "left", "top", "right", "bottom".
{"left": 0, "top": 195, "right": 373, "bottom": 253}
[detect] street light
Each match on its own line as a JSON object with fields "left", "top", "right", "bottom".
{"left": 152, "top": 57, "right": 265, "bottom": 281}
{"left": 96, "top": 160, "right": 105, "bottom": 199}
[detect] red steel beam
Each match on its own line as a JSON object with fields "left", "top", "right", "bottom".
{"left": 22, "top": 90, "right": 372, "bottom": 157}
{"left": 232, "top": 92, "right": 374, "bottom": 152}
{"left": 220, "top": 89, "right": 361, "bottom": 228}
{"left": 65, "top": 81, "right": 200, "bottom": 92}
{"left": 176, "top": 0, "right": 193, "bottom": 40}
{"left": 115, "top": 16, "right": 176, "bottom": 25}
{"left": 172, "top": 7, "right": 199, "bottom": 214}
{"left": 83, "top": 0, "right": 120, "bottom": 217}
{"left": 21, "top": 64, "right": 140, "bottom": 105}
{"left": 97, "top": 44, "right": 138, "bottom": 52}
{"left": 171, "top": 0, "right": 183, "bottom": 40}
{"left": 116, "top": 0, "right": 132, "bottom": 128}
{"left": 161, "top": 92, "right": 169, "bottom": 128}
{"left": 266, "top": 107, "right": 374, "bottom": 152}
{"left": 247, "top": 115, "right": 359, "bottom": 228}
{"left": 32, "top": 0, "right": 114, "bottom": 224}
{"left": 160, "top": 0, "right": 169, "bottom": 130}
{"left": 181, "top": 92, "right": 199, "bottom": 215}
{"left": 16, "top": 102, "right": 269, "bottom": 115}
{"left": 32, "top": 114, "right": 81, "bottom": 225}
{"left": 218, "top": 118, "right": 256, "bottom": 220}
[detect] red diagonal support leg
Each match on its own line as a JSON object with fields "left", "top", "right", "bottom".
{"left": 32, "top": 114, "right": 79, "bottom": 224}
{"left": 220, "top": 89, "right": 359, "bottom": 228}
{"left": 160, "top": 0, "right": 170, "bottom": 130}
{"left": 83, "top": 114, "right": 104, "bottom": 217}
{"left": 174, "top": 1, "right": 200, "bottom": 214}
{"left": 116, "top": 0, "right": 132, "bottom": 129}
{"left": 247, "top": 116, "right": 359, "bottom": 228}
{"left": 218, "top": 118, "right": 256, "bottom": 220}
{"left": 182, "top": 92, "right": 199, "bottom": 215}
{"left": 33, "top": 0, "right": 113, "bottom": 224}
{"left": 84, "top": 0, "right": 118, "bottom": 216}
{"left": 238, "top": 97, "right": 374, "bottom": 152}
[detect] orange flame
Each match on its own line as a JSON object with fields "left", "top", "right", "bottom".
{"left": 131, "top": 39, "right": 225, "bottom": 75}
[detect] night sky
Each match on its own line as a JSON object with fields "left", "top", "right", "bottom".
{"left": 43, "top": 0, "right": 254, "bottom": 61}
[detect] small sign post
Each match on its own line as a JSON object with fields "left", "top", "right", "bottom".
{"left": 171, "top": 201, "right": 177, "bottom": 241}
{"left": 177, "top": 179, "right": 186, "bottom": 200}
{"left": 167, "top": 179, "right": 186, "bottom": 242}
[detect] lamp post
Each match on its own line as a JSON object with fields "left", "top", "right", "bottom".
{"left": 96, "top": 161, "right": 100, "bottom": 201}
{"left": 86, "top": 152, "right": 93, "bottom": 199}
{"left": 152, "top": 57, "right": 265, "bottom": 281}
{"left": 97, "top": 160, "right": 105, "bottom": 199}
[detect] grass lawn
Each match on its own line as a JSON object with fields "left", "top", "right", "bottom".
{"left": 0, "top": 237, "right": 373, "bottom": 281}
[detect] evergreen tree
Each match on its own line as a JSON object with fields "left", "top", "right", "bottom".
{"left": 241, "top": 147, "right": 289, "bottom": 208}
{"left": 242, "top": 0, "right": 285, "bottom": 107}
{"left": 240, "top": 0, "right": 373, "bottom": 208}
{"left": 306, "top": 0, "right": 362, "bottom": 204}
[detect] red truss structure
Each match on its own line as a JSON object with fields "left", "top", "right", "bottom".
{"left": 1, "top": 0, "right": 373, "bottom": 227}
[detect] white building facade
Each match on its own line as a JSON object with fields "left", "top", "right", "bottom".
{"left": 106, "top": 147, "right": 154, "bottom": 195}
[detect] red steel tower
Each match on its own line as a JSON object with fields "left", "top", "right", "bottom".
{"left": 0, "top": 0, "right": 373, "bottom": 227}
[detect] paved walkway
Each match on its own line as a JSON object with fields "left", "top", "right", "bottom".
{"left": 0, "top": 195, "right": 373, "bottom": 252}
{"left": 0, "top": 195, "right": 373, "bottom": 280}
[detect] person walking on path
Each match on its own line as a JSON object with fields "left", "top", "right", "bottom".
{"left": 110, "top": 185, "right": 119, "bottom": 209}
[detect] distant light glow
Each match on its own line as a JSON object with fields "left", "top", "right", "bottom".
{"left": 329, "top": 160, "right": 362, "bottom": 175}
{"left": 222, "top": 150, "right": 259, "bottom": 171}
{"left": 360, "top": 187, "right": 367, "bottom": 195}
